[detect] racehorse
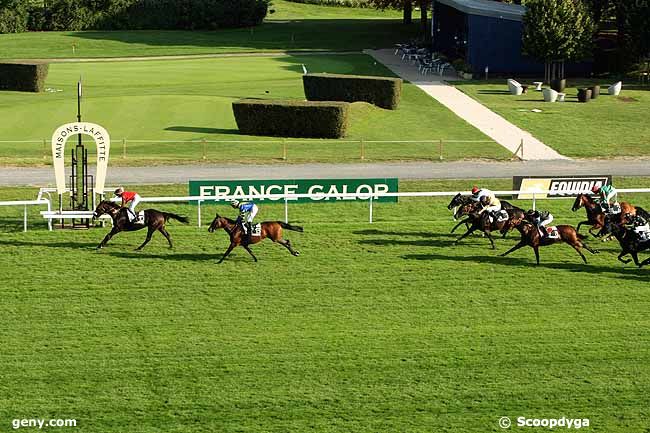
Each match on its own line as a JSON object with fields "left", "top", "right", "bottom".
{"left": 602, "top": 218, "right": 650, "bottom": 267}
{"left": 500, "top": 220, "right": 598, "bottom": 265}
{"left": 207, "top": 214, "right": 303, "bottom": 263}
{"left": 453, "top": 202, "right": 525, "bottom": 249}
{"left": 447, "top": 193, "right": 522, "bottom": 234}
{"left": 571, "top": 193, "right": 636, "bottom": 236}
{"left": 93, "top": 200, "right": 189, "bottom": 250}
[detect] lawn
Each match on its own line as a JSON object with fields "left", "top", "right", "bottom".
{"left": 0, "top": 54, "right": 506, "bottom": 166}
{"left": 0, "top": 1, "right": 411, "bottom": 60}
{"left": 454, "top": 80, "right": 650, "bottom": 158}
{"left": 1, "top": 178, "right": 649, "bottom": 432}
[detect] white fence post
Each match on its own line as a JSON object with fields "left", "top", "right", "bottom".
{"left": 197, "top": 200, "right": 202, "bottom": 228}
{"left": 23, "top": 205, "right": 27, "bottom": 232}
{"left": 369, "top": 196, "right": 373, "bottom": 224}
{"left": 532, "top": 192, "right": 536, "bottom": 211}
{"left": 284, "top": 197, "right": 289, "bottom": 223}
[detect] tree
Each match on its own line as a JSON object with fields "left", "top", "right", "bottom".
{"left": 0, "top": 0, "right": 30, "bottom": 33}
{"left": 369, "top": 0, "right": 413, "bottom": 25}
{"left": 522, "top": 0, "right": 594, "bottom": 82}
{"left": 616, "top": 0, "right": 650, "bottom": 65}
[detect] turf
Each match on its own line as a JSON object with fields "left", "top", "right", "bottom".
{"left": 1, "top": 179, "right": 649, "bottom": 432}
{"left": 0, "top": 54, "right": 505, "bottom": 166}
{"left": 0, "top": 1, "right": 410, "bottom": 60}
{"left": 454, "top": 80, "right": 650, "bottom": 158}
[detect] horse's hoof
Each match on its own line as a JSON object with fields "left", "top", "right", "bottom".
{"left": 293, "top": 251, "right": 300, "bottom": 256}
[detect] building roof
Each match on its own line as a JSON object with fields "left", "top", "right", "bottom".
{"left": 435, "top": 0, "right": 526, "bottom": 22}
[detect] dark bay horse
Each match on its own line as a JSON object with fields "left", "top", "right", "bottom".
{"left": 603, "top": 219, "right": 650, "bottom": 267}
{"left": 447, "top": 193, "right": 522, "bottom": 234}
{"left": 93, "top": 201, "right": 189, "bottom": 250}
{"left": 571, "top": 193, "right": 636, "bottom": 236}
{"left": 500, "top": 220, "right": 598, "bottom": 265}
{"left": 453, "top": 202, "right": 526, "bottom": 249}
{"left": 208, "top": 214, "right": 303, "bottom": 263}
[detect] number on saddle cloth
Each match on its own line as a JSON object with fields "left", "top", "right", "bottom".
{"left": 251, "top": 223, "right": 261, "bottom": 237}
{"left": 545, "top": 226, "right": 560, "bottom": 239}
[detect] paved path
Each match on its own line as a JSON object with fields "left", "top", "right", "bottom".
{"left": 365, "top": 49, "right": 568, "bottom": 161}
{"left": 3, "top": 160, "right": 650, "bottom": 186}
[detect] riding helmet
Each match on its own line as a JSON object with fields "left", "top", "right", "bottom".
{"left": 230, "top": 200, "right": 240, "bottom": 208}
{"left": 471, "top": 186, "right": 479, "bottom": 194}
{"left": 114, "top": 186, "right": 124, "bottom": 195}
{"left": 591, "top": 184, "right": 600, "bottom": 193}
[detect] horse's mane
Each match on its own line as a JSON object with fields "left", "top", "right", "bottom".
{"left": 216, "top": 214, "right": 237, "bottom": 224}
{"left": 101, "top": 200, "right": 120, "bottom": 209}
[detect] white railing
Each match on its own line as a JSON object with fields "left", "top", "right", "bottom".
{"left": 128, "top": 188, "right": 650, "bottom": 227}
{"left": 0, "top": 199, "right": 52, "bottom": 232}
{"left": 27, "top": 187, "right": 650, "bottom": 229}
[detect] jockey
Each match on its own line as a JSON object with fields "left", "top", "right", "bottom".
{"left": 471, "top": 185, "right": 488, "bottom": 202}
{"left": 114, "top": 187, "right": 141, "bottom": 222}
{"left": 527, "top": 209, "right": 553, "bottom": 239}
{"left": 592, "top": 183, "right": 617, "bottom": 213}
{"left": 477, "top": 190, "right": 501, "bottom": 219}
{"left": 230, "top": 199, "right": 258, "bottom": 239}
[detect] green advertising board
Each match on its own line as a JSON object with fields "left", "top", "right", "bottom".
{"left": 189, "top": 178, "right": 398, "bottom": 203}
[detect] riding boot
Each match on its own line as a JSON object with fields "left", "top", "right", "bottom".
{"left": 246, "top": 222, "right": 252, "bottom": 244}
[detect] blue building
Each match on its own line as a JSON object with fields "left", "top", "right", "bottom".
{"left": 432, "top": 0, "right": 541, "bottom": 75}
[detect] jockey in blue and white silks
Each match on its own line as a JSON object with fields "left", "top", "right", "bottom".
{"left": 231, "top": 200, "right": 258, "bottom": 237}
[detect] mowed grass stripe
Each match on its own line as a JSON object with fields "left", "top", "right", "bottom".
{"left": 0, "top": 55, "right": 507, "bottom": 166}
{"left": 1, "top": 180, "right": 649, "bottom": 431}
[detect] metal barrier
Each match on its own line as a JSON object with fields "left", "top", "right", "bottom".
{"left": 0, "top": 199, "right": 52, "bottom": 232}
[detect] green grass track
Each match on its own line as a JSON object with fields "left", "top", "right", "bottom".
{"left": 0, "top": 179, "right": 649, "bottom": 432}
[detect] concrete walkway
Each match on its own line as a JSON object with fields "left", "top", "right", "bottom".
{"left": 365, "top": 49, "right": 568, "bottom": 161}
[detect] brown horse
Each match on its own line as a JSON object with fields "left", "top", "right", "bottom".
{"left": 93, "top": 200, "right": 189, "bottom": 250}
{"left": 207, "top": 214, "right": 303, "bottom": 263}
{"left": 500, "top": 220, "right": 598, "bottom": 265}
{"left": 571, "top": 193, "right": 636, "bottom": 236}
{"left": 454, "top": 202, "right": 526, "bottom": 249}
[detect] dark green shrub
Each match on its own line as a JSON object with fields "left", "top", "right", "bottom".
{"left": 303, "top": 73, "right": 402, "bottom": 110}
{"left": 0, "top": 63, "right": 49, "bottom": 92}
{"left": 232, "top": 99, "right": 350, "bottom": 138}
{"left": 0, "top": 0, "right": 30, "bottom": 33}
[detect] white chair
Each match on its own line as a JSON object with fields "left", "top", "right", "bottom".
{"left": 608, "top": 81, "right": 622, "bottom": 96}
{"left": 557, "top": 92, "right": 566, "bottom": 102}
{"left": 542, "top": 88, "right": 558, "bottom": 102}
{"left": 507, "top": 79, "right": 523, "bottom": 95}
{"left": 533, "top": 81, "right": 543, "bottom": 91}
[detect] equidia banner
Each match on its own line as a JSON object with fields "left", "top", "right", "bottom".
{"left": 189, "top": 178, "right": 398, "bottom": 203}
{"left": 513, "top": 175, "right": 612, "bottom": 199}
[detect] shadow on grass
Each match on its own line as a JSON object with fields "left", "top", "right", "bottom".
{"left": 477, "top": 90, "right": 511, "bottom": 95}
{"left": 165, "top": 126, "right": 240, "bottom": 134}
{"left": 0, "top": 239, "right": 97, "bottom": 249}
{"left": 402, "top": 251, "right": 650, "bottom": 281}
{"left": 107, "top": 250, "right": 256, "bottom": 263}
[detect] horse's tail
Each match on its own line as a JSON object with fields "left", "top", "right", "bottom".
{"left": 279, "top": 222, "right": 304, "bottom": 232}
{"left": 164, "top": 212, "right": 189, "bottom": 224}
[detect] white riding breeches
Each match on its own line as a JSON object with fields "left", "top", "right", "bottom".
{"left": 243, "top": 205, "right": 258, "bottom": 223}
{"left": 128, "top": 194, "right": 141, "bottom": 217}
{"left": 540, "top": 214, "right": 553, "bottom": 227}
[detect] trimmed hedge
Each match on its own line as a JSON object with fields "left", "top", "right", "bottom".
{"left": 232, "top": 99, "right": 350, "bottom": 138}
{"left": 303, "top": 73, "right": 402, "bottom": 110}
{"left": 0, "top": 63, "right": 49, "bottom": 92}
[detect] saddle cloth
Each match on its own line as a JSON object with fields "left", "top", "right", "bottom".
{"left": 545, "top": 226, "right": 560, "bottom": 239}
{"left": 129, "top": 210, "right": 145, "bottom": 225}
{"left": 251, "top": 223, "right": 262, "bottom": 237}
{"left": 488, "top": 210, "right": 509, "bottom": 223}
{"left": 602, "top": 202, "right": 621, "bottom": 214}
